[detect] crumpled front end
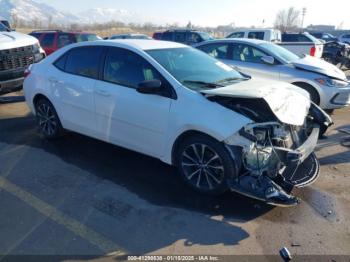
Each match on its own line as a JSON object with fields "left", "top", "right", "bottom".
{"left": 209, "top": 95, "right": 332, "bottom": 206}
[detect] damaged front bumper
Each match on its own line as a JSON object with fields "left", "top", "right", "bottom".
{"left": 225, "top": 120, "right": 324, "bottom": 206}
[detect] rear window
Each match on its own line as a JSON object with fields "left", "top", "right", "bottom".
{"left": 65, "top": 46, "right": 103, "bottom": 79}
{"left": 248, "top": 32, "right": 265, "bottom": 40}
{"left": 282, "top": 34, "right": 312, "bottom": 42}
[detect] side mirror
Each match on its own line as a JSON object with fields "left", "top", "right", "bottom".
{"left": 137, "top": 79, "right": 163, "bottom": 95}
{"left": 261, "top": 56, "right": 275, "bottom": 65}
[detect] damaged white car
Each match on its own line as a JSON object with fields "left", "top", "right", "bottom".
{"left": 23, "top": 40, "right": 332, "bottom": 207}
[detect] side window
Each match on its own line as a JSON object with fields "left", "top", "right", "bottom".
{"left": 103, "top": 48, "right": 167, "bottom": 89}
{"left": 162, "top": 32, "right": 173, "bottom": 41}
{"left": 53, "top": 54, "right": 67, "bottom": 71}
{"left": 227, "top": 32, "right": 245, "bottom": 38}
{"left": 232, "top": 44, "right": 268, "bottom": 63}
{"left": 248, "top": 32, "right": 265, "bottom": 40}
{"left": 41, "top": 33, "right": 55, "bottom": 48}
{"left": 57, "top": 34, "right": 75, "bottom": 48}
{"left": 188, "top": 33, "right": 202, "bottom": 44}
{"left": 174, "top": 32, "right": 186, "bottom": 43}
{"left": 197, "top": 43, "right": 229, "bottom": 59}
{"left": 65, "top": 46, "right": 102, "bottom": 79}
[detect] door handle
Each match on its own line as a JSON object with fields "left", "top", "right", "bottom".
{"left": 48, "top": 77, "right": 64, "bottom": 84}
{"left": 48, "top": 77, "right": 58, "bottom": 83}
{"left": 95, "top": 89, "right": 111, "bottom": 97}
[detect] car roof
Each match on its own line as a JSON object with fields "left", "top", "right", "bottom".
{"left": 198, "top": 38, "right": 268, "bottom": 45}
{"left": 74, "top": 39, "right": 187, "bottom": 50}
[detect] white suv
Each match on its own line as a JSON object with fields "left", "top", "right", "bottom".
{"left": 23, "top": 40, "right": 332, "bottom": 207}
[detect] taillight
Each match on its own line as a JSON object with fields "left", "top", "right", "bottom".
{"left": 24, "top": 66, "right": 31, "bottom": 78}
{"left": 310, "top": 46, "right": 316, "bottom": 56}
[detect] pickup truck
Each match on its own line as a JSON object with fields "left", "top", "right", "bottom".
{"left": 0, "top": 21, "right": 45, "bottom": 95}
{"left": 226, "top": 29, "right": 324, "bottom": 58}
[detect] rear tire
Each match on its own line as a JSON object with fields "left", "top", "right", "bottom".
{"left": 175, "top": 134, "right": 241, "bottom": 195}
{"left": 35, "top": 98, "right": 63, "bottom": 139}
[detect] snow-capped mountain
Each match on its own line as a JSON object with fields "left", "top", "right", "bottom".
{"left": 0, "top": 0, "right": 148, "bottom": 25}
{"left": 0, "top": 0, "right": 80, "bottom": 25}
{"left": 78, "top": 8, "right": 145, "bottom": 24}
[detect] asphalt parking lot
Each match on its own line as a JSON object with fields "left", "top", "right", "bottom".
{"left": 0, "top": 85, "right": 350, "bottom": 260}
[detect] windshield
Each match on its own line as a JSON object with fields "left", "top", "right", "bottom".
{"left": 0, "top": 22, "right": 9, "bottom": 32}
{"left": 147, "top": 47, "right": 246, "bottom": 90}
{"left": 260, "top": 43, "right": 300, "bottom": 63}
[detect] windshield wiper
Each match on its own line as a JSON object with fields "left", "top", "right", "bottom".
{"left": 216, "top": 77, "right": 250, "bottom": 84}
{"left": 183, "top": 80, "right": 224, "bottom": 88}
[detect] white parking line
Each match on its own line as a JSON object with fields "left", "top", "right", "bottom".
{"left": 0, "top": 176, "right": 126, "bottom": 256}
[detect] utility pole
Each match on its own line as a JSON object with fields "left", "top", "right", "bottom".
{"left": 301, "top": 7, "right": 307, "bottom": 30}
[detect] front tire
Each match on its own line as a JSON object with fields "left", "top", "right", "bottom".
{"left": 175, "top": 134, "right": 240, "bottom": 195}
{"left": 35, "top": 98, "right": 63, "bottom": 139}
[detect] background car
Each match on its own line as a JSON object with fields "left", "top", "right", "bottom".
{"left": 310, "top": 32, "right": 338, "bottom": 43}
{"left": 196, "top": 38, "right": 350, "bottom": 110}
{"left": 322, "top": 41, "right": 350, "bottom": 69}
{"left": 29, "top": 30, "right": 102, "bottom": 55}
{"left": 226, "top": 28, "right": 282, "bottom": 42}
{"left": 0, "top": 21, "right": 45, "bottom": 95}
{"left": 281, "top": 32, "right": 324, "bottom": 58}
{"left": 23, "top": 40, "right": 330, "bottom": 206}
{"left": 109, "top": 33, "right": 152, "bottom": 40}
{"left": 153, "top": 29, "right": 213, "bottom": 45}
{"left": 338, "top": 33, "right": 350, "bottom": 44}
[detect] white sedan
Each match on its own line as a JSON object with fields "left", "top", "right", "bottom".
{"left": 23, "top": 40, "right": 332, "bottom": 207}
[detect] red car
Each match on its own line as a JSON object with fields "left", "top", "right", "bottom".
{"left": 29, "top": 30, "right": 102, "bottom": 56}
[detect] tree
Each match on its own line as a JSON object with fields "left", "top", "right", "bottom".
{"left": 274, "top": 7, "right": 301, "bottom": 32}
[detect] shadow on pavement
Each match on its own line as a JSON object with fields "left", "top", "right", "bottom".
{"left": 0, "top": 115, "right": 275, "bottom": 255}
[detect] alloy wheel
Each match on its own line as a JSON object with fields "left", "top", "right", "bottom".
{"left": 36, "top": 103, "right": 58, "bottom": 136}
{"left": 181, "top": 143, "right": 225, "bottom": 190}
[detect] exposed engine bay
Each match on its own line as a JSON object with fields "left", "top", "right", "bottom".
{"left": 208, "top": 96, "right": 333, "bottom": 206}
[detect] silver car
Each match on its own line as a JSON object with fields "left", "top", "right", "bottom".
{"left": 196, "top": 39, "right": 350, "bottom": 110}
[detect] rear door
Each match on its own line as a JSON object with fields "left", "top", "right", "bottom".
{"left": 50, "top": 46, "right": 103, "bottom": 136}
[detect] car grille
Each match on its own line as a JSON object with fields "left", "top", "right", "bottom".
{"left": 0, "top": 45, "right": 34, "bottom": 72}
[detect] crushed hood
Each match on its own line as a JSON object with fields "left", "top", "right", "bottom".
{"left": 0, "top": 31, "right": 38, "bottom": 50}
{"left": 293, "top": 55, "right": 347, "bottom": 81}
{"left": 201, "top": 79, "right": 311, "bottom": 126}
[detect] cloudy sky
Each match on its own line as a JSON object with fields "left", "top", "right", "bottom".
{"left": 41, "top": 0, "right": 350, "bottom": 28}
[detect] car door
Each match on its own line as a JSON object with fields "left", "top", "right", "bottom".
{"left": 229, "top": 43, "right": 280, "bottom": 80}
{"left": 51, "top": 46, "right": 103, "bottom": 136}
{"left": 94, "top": 47, "right": 173, "bottom": 158}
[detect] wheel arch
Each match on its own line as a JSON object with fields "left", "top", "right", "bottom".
{"left": 33, "top": 93, "right": 53, "bottom": 114}
{"left": 171, "top": 130, "right": 223, "bottom": 165}
{"left": 291, "top": 81, "right": 321, "bottom": 105}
